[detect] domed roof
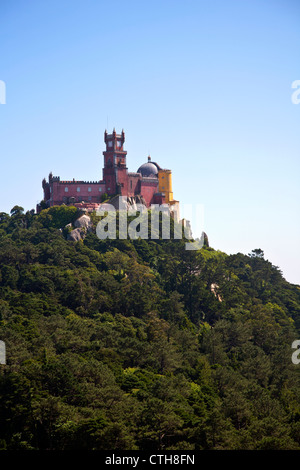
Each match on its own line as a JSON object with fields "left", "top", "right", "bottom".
{"left": 137, "top": 157, "right": 160, "bottom": 177}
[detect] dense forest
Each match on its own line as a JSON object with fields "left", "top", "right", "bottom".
{"left": 0, "top": 204, "right": 300, "bottom": 451}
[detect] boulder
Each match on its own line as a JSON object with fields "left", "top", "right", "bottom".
{"left": 74, "top": 214, "right": 93, "bottom": 232}
{"left": 67, "top": 228, "right": 83, "bottom": 242}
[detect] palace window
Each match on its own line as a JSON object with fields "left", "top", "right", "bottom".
{"left": 88, "top": 187, "right": 92, "bottom": 192}
{"left": 99, "top": 187, "right": 102, "bottom": 192}
{"left": 65, "top": 187, "right": 68, "bottom": 192}
{"left": 77, "top": 187, "right": 80, "bottom": 192}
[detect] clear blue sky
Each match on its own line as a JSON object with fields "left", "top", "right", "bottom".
{"left": 0, "top": 0, "right": 299, "bottom": 284}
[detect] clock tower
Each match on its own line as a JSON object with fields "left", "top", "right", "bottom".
{"left": 102, "top": 128, "right": 127, "bottom": 195}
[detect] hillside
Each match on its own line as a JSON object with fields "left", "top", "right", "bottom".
{"left": 0, "top": 205, "right": 300, "bottom": 450}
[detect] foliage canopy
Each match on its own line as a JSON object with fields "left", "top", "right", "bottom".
{"left": 0, "top": 206, "right": 299, "bottom": 450}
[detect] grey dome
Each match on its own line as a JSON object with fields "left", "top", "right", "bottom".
{"left": 137, "top": 162, "right": 159, "bottom": 177}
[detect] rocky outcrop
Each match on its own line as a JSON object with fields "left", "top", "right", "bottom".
{"left": 74, "top": 214, "right": 93, "bottom": 232}
{"left": 67, "top": 228, "right": 84, "bottom": 242}
{"left": 108, "top": 195, "right": 147, "bottom": 211}
{"left": 66, "top": 213, "right": 93, "bottom": 242}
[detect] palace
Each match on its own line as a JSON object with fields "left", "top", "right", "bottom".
{"left": 38, "top": 129, "right": 180, "bottom": 218}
